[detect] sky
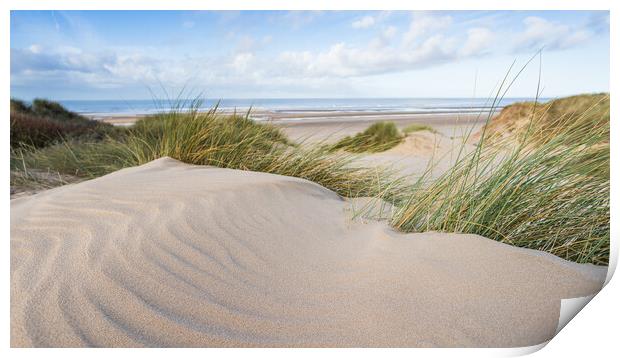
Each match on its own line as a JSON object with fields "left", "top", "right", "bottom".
{"left": 10, "top": 10, "right": 610, "bottom": 100}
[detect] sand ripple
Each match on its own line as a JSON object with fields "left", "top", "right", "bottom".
{"left": 11, "top": 157, "right": 606, "bottom": 347}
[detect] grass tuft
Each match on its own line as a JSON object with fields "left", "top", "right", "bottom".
{"left": 403, "top": 123, "right": 437, "bottom": 134}
{"left": 332, "top": 121, "right": 404, "bottom": 153}
{"left": 11, "top": 106, "right": 408, "bottom": 201}
{"left": 478, "top": 93, "right": 609, "bottom": 147}
{"left": 10, "top": 98, "right": 122, "bottom": 148}
{"left": 391, "top": 94, "right": 610, "bottom": 265}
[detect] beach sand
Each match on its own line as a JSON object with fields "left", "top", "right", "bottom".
{"left": 11, "top": 157, "right": 606, "bottom": 347}
{"left": 273, "top": 112, "right": 484, "bottom": 179}
{"left": 99, "top": 111, "right": 488, "bottom": 140}
{"left": 272, "top": 112, "right": 486, "bottom": 143}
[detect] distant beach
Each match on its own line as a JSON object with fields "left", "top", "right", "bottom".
{"left": 55, "top": 97, "right": 547, "bottom": 120}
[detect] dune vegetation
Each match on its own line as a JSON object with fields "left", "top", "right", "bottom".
{"left": 477, "top": 93, "right": 609, "bottom": 146}
{"left": 11, "top": 103, "right": 406, "bottom": 201}
{"left": 392, "top": 93, "right": 610, "bottom": 264}
{"left": 10, "top": 92, "right": 610, "bottom": 264}
{"left": 10, "top": 98, "right": 121, "bottom": 148}
{"left": 331, "top": 121, "right": 404, "bottom": 153}
{"left": 403, "top": 123, "right": 437, "bottom": 134}
{"left": 332, "top": 122, "right": 438, "bottom": 155}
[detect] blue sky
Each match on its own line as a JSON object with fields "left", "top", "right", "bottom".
{"left": 10, "top": 10, "right": 610, "bottom": 100}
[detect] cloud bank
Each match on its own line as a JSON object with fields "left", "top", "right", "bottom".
{"left": 10, "top": 11, "right": 608, "bottom": 98}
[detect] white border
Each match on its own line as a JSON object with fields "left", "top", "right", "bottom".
{"left": 1, "top": 0, "right": 616, "bottom": 11}
{"left": 3, "top": 1, "right": 617, "bottom": 357}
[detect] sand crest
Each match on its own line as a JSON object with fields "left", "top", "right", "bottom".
{"left": 11, "top": 158, "right": 606, "bottom": 347}
{"left": 384, "top": 131, "right": 441, "bottom": 156}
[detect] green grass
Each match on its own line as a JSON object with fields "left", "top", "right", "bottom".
{"left": 402, "top": 123, "right": 436, "bottom": 134}
{"left": 10, "top": 98, "right": 123, "bottom": 148}
{"left": 482, "top": 93, "right": 609, "bottom": 147}
{"left": 391, "top": 94, "right": 610, "bottom": 265}
{"left": 332, "top": 121, "right": 404, "bottom": 153}
{"left": 332, "top": 122, "right": 437, "bottom": 154}
{"left": 12, "top": 98, "right": 98, "bottom": 124}
{"left": 11, "top": 107, "right": 408, "bottom": 202}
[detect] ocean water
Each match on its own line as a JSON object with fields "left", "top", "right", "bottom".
{"left": 57, "top": 98, "right": 546, "bottom": 119}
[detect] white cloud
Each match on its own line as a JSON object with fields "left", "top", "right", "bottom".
{"left": 515, "top": 16, "right": 592, "bottom": 51}
{"left": 460, "top": 27, "right": 494, "bottom": 57}
{"left": 230, "top": 52, "right": 255, "bottom": 73}
{"left": 12, "top": 46, "right": 173, "bottom": 89}
{"left": 233, "top": 34, "right": 273, "bottom": 53}
{"left": 12, "top": 44, "right": 302, "bottom": 94}
{"left": 369, "top": 26, "right": 398, "bottom": 49}
{"left": 403, "top": 13, "right": 452, "bottom": 46}
{"left": 11, "top": 19, "right": 497, "bottom": 92}
{"left": 236, "top": 35, "right": 256, "bottom": 52}
{"left": 352, "top": 16, "right": 375, "bottom": 29}
{"left": 383, "top": 26, "right": 398, "bottom": 39}
{"left": 13, "top": 12, "right": 603, "bottom": 98}
{"left": 276, "top": 34, "right": 458, "bottom": 78}
{"left": 29, "top": 44, "right": 42, "bottom": 54}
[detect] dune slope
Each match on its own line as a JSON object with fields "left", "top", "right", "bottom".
{"left": 11, "top": 157, "right": 606, "bottom": 347}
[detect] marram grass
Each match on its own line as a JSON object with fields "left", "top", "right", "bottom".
{"left": 332, "top": 121, "right": 403, "bottom": 153}
{"left": 11, "top": 107, "right": 409, "bottom": 202}
{"left": 403, "top": 123, "right": 436, "bottom": 134}
{"left": 391, "top": 94, "right": 609, "bottom": 265}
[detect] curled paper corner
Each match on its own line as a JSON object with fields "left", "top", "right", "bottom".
{"left": 503, "top": 341, "right": 549, "bottom": 357}
{"left": 555, "top": 294, "right": 597, "bottom": 335}
{"left": 548, "top": 261, "right": 614, "bottom": 341}
{"left": 505, "top": 293, "right": 601, "bottom": 357}
{"left": 604, "top": 260, "right": 616, "bottom": 287}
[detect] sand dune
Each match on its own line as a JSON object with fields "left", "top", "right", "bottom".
{"left": 11, "top": 158, "right": 606, "bottom": 347}
{"left": 385, "top": 131, "right": 441, "bottom": 156}
{"left": 357, "top": 130, "right": 479, "bottom": 179}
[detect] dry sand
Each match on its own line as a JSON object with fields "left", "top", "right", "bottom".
{"left": 274, "top": 112, "right": 486, "bottom": 143}
{"left": 11, "top": 157, "right": 606, "bottom": 347}
{"left": 273, "top": 112, "right": 486, "bottom": 180}
{"left": 357, "top": 129, "right": 471, "bottom": 179}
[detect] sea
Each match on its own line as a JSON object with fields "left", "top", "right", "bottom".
{"left": 56, "top": 98, "right": 546, "bottom": 120}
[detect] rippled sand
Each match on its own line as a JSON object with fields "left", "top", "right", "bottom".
{"left": 11, "top": 158, "right": 606, "bottom": 347}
